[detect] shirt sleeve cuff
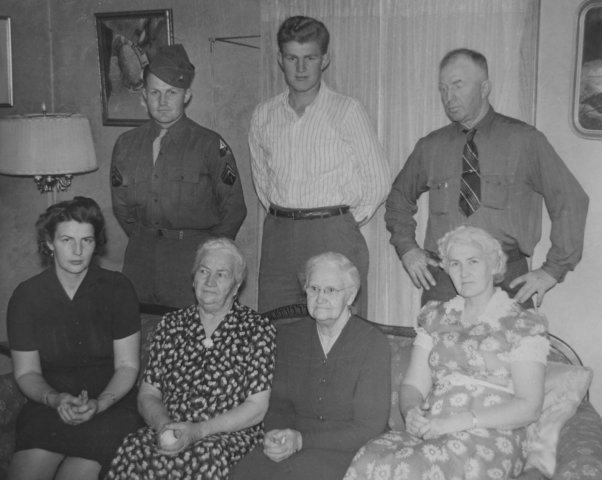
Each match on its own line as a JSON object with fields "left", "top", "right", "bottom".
{"left": 540, "top": 261, "right": 567, "bottom": 283}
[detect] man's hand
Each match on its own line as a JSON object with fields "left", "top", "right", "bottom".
{"left": 509, "top": 268, "right": 557, "bottom": 307}
{"left": 401, "top": 248, "right": 439, "bottom": 290}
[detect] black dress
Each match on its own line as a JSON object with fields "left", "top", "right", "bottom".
{"left": 6, "top": 264, "right": 142, "bottom": 468}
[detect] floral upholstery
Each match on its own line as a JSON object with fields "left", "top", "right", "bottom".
{"left": 1, "top": 308, "right": 601, "bottom": 480}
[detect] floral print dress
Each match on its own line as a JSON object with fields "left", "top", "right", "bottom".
{"left": 106, "top": 301, "right": 276, "bottom": 480}
{"left": 344, "top": 289, "right": 549, "bottom": 480}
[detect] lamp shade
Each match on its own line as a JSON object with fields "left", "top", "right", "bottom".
{"left": 0, "top": 114, "right": 98, "bottom": 176}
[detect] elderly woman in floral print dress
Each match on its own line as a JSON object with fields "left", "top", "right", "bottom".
{"left": 345, "top": 226, "right": 549, "bottom": 480}
{"left": 106, "top": 238, "right": 276, "bottom": 480}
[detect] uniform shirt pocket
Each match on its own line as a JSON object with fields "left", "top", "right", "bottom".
{"left": 481, "top": 174, "right": 512, "bottom": 210}
{"left": 428, "top": 176, "right": 455, "bottom": 214}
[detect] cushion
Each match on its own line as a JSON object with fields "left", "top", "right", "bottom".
{"left": 525, "top": 361, "right": 593, "bottom": 477}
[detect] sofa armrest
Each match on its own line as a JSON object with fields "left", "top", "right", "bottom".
{"left": 552, "top": 400, "right": 602, "bottom": 479}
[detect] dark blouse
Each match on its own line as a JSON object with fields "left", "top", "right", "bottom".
{"left": 7, "top": 263, "right": 140, "bottom": 397}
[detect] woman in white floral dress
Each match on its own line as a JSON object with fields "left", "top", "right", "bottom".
{"left": 345, "top": 226, "right": 549, "bottom": 480}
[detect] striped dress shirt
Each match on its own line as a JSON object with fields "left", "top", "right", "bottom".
{"left": 249, "top": 82, "right": 390, "bottom": 222}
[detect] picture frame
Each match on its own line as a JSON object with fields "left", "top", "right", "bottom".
{"left": 573, "top": 1, "right": 602, "bottom": 136}
{"left": 95, "top": 9, "right": 173, "bottom": 127}
{"left": 0, "top": 16, "right": 13, "bottom": 107}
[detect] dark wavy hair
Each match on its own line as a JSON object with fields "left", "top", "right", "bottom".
{"left": 36, "top": 196, "right": 107, "bottom": 262}
{"left": 277, "top": 16, "right": 330, "bottom": 54}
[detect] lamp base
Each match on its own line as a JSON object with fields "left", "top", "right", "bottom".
{"left": 33, "top": 175, "right": 73, "bottom": 194}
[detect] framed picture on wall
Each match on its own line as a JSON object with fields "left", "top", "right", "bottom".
{"left": 95, "top": 9, "right": 174, "bottom": 127}
{"left": 0, "top": 16, "right": 13, "bottom": 107}
{"left": 574, "top": 1, "right": 602, "bottom": 137}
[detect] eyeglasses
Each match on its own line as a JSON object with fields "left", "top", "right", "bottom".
{"left": 305, "top": 285, "right": 351, "bottom": 297}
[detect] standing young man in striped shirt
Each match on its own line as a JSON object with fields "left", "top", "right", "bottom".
{"left": 249, "top": 16, "right": 390, "bottom": 315}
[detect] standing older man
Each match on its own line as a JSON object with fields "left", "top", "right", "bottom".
{"left": 249, "top": 16, "right": 390, "bottom": 315}
{"left": 111, "top": 44, "right": 246, "bottom": 308}
{"left": 385, "top": 48, "right": 588, "bottom": 307}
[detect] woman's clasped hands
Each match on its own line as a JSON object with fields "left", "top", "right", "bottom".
{"left": 55, "top": 390, "right": 98, "bottom": 426}
{"left": 156, "top": 422, "right": 201, "bottom": 456}
{"left": 406, "top": 404, "right": 472, "bottom": 440}
{"left": 263, "top": 429, "right": 302, "bottom": 462}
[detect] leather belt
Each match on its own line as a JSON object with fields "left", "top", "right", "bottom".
{"left": 141, "top": 227, "right": 204, "bottom": 240}
{"left": 268, "top": 205, "right": 349, "bottom": 220}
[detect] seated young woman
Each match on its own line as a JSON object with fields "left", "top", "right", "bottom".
{"left": 7, "top": 197, "right": 142, "bottom": 480}
{"left": 345, "top": 226, "right": 549, "bottom": 480}
{"left": 231, "top": 252, "right": 391, "bottom": 480}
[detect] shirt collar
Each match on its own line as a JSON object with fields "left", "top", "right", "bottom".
{"left": 445, "top": 287, "right": 516, "bottom": 329}
{"left": 454, "top": 106, "right": 496, "bottom": 135}
{"left": 281, "top": 81, "right": 330, "bottom": 114}
{"left": 150, "top": 114, "right": 188, "bottom": 143}
{"left": 45, "top": 261, "right": 102, "bottom": 299}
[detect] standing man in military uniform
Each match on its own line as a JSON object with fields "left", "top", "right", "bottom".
{"left": 111, "top": 44, "right": 246, "bottom": 308}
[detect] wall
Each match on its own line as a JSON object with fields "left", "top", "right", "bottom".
{"left": 535, "top": 0, "right": 602, "bottom": 413}
{"left": 1, "top": 0, "right": 601, "bottom": 414}
{"left": 0, "top": 0, "right": 262, "bottom": 351}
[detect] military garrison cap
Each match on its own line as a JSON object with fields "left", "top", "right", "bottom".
{"left": 148, "top": 44, "right": 195, "bottom": 88}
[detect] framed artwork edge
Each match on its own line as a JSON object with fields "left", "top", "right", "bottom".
{"left": 0, "top": 16, "right": 13, "bottom": 107}
{"left": 95, "top": 9, "right": 174, "bottom": 127}
{"left": 573, "top": 0, "right": 602, "bottom": 138}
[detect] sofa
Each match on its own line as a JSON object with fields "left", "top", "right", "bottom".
{"left": 1, "top": 303, "right": 601, "bottom": 480}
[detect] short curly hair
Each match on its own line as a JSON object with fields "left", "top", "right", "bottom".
{"left": 36, "top": 196, "right": 106, "bottom": 263}
{"left": 191, "top": 237, "right": 247, "bottom": 286}
{"left": 302, "top": 251, "right": 361, "bottom": 291}
{"left": 437, "top": 226, "right": 507, "bottom": 284}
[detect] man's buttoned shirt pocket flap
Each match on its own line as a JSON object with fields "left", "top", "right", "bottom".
{"left": 165, "top": 165, "right": 210, "bottom": 204}
{"left": 481, "top": 174, "right": 513, "bottom": 210}
{"left": 427, "top": 176, "right": 458, "bottom": 214}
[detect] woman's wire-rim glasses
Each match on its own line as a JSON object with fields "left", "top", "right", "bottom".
{"left": 305, "top": 285, "right": 352, "bottom": 298}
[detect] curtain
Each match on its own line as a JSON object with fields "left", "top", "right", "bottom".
{"left": 258, "top": 0, "right": 540, "bottom": 326}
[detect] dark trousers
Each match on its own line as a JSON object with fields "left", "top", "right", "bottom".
{"left": 123, "top": 229, "right": 211, "bottom": 308}
{"left": 258, "top": 212, "right": 369, "bottom": 317}
{"left": 421, "top": 255, "right": 533, "bottom": 309}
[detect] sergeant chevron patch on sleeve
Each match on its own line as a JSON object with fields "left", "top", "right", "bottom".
{"left": 221, "top": 164, "right": 237, "bottom": 185}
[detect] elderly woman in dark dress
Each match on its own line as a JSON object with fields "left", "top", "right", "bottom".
{"left": 106, "top": 237, "right": 276, "bottom": 480}
{"left": 231, "top": 252, "right": 391, "bottom": 480}
{"left": 7, "top": 197, "right": 141, "bottom": 480}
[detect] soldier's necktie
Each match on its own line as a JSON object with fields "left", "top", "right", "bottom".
{"left": 459, "top": 128, "right": 480, "bottom": 216}
{"left": 152, "top": 128, "right": 168, "bottom": 165}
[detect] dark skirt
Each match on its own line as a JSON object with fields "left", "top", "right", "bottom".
{"left": 15, "top": 389, "right": 142, "bottom": 468}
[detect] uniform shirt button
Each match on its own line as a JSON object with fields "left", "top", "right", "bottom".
{"left": 318, "top": 397, "right": 323, "bottom": 402}
{"left": 319, "top": 415, "right": 324, "bottom": 421}
{"left": 320, "top": 378, "right": 326, "bottom": 384}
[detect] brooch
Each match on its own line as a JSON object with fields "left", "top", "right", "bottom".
{"left": 202, "top": 338, "right": 214, "bottom": 348}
